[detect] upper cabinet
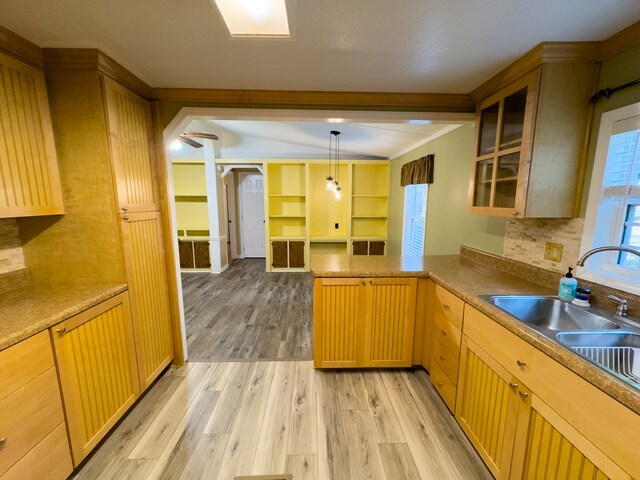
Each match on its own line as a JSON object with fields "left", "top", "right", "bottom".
{"left": 470, "top": 52, "right": 598, "bottom": 218}
{"left": 0, "top": 50, "right": 63, "bottom": 218}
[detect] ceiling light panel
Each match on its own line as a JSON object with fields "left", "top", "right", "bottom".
{"left": 214, "top": 0, "right": 290, "bottom": 37}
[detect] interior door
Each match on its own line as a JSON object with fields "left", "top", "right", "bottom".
{"left": 239, "top": 173, "right": 265, "bottom": 258}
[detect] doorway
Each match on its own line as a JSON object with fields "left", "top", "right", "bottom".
{"left": 238, "top": 173, "right": 266, "bottom": 258}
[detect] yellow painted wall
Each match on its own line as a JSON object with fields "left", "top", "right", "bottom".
{"left": 387, "top": 124, "right": 507, "bottom": 255}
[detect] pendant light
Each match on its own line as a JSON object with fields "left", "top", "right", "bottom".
{"left": 328, "top": 130, "right": 342, "bottom": 200}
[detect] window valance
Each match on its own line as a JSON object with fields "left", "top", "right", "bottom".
{"left": 400, "top": 154, "right": 434, "bottom": 186}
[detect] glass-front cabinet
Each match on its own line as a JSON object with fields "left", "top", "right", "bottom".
{"left": 470, "top": 70, "right": 540, "bottom": 217}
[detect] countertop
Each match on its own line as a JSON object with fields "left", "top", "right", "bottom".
{"left": 0, "top": 283, "right": 128, "bottom": 351}
{"left": 311, "top": 254, "right": 640, "bottom": 415}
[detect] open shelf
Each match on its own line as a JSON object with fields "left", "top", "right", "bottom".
{"left": 310, "top": 236, "right": 347, "bottom": 242}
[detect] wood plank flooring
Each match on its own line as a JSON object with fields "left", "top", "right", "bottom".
{"left": 182, "top": 259, "right": 313, "bottom": 361}
{"left": 73, "top": 361, "right": 491, "bottom": 480}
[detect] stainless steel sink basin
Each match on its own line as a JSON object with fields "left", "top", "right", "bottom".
{"left": 487, "top": 295, "right": 621, "bottom": 331}
{"left": 556, "top": 331, "right": 640, "bottom": 388}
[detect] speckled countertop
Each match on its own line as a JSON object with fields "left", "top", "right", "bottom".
{"left": 0, "top": 283, "right": 128, "bottom": 351}
{"left": 311, "top": 254, "right": 640, "bottom": 415}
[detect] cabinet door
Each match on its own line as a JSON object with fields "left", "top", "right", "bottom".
{"left": 456, "top": 335, "right": 520, "bottom": 479}
{"left": 121, "top": 211, "right": 174, "bottom": 389}
{"left": 0, "top": 51, "right": 63, "bottom": 217}
{"left": 363, "top": 277, "right": 416, "bottom": 367}
{"left": 51, "top": 293, "right": 140, "bottom": 464}
{"left": 352, "top": 240, "right": 368, "bottom": 255}
{"left": 103, "top": 76, "right": 157, "bottom": 213}
{"left": 313, "top": 277, "right": 366, "bottom": 368}
{"left": 369, "top": 241, "right": 385, "bottom": 255}
{"left": 289, "top": 240, "right": 305, "bottom": 268}
{"left": 194, "top": 240, "right": 211, "bottom": 268}
{"left": 271, "top": 240, "right": 288, "bottom": 268}
{"left": 178, "top": 240, "right": 194, "bottom": 268}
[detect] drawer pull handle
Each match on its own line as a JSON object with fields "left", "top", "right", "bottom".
{"left": 121, "top": 206, "right": 128, "bottom": 211}
{"left": 443, "top": 304, "right": 450, "bottom": 310}
{"left": 123, "top": 215, "right": 129, "bottom": 221}
{"left": 439, "top": 355, "right": 446, "bottom": 361}
{"left": 516, "top": 360, "right": 527, "bottom": 367}
{"left": 361, "top": 280, "right": 366, "bottom": 286}
{"left": 518, "top": 391, "right": 529, "bottom": 399}
{"left": 368, "top": 280, "right": 373, "bottom": 285}
{"left": 0, "top": 437, "right": 6, "bottom": 446}
{"left": 509, "top": 382, "right": 519, "bottom": 389}
{"left": 56, "top": 327, "right": 66, "bottom": 335}
{"left": 436, "top": 381, "right": 444, "bottom": 387}
{"left": 440, "top": 329, "right": 447, "bottom": 336}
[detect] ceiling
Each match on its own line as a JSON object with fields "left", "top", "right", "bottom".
{"left": 171, "top": 119, "right": 461, "bottom": 160}
{"left": 2, "top": 1, "right": 638, "bottom": 161}
{"left": 0, "top": 0, "right": 639, "bottom": 93}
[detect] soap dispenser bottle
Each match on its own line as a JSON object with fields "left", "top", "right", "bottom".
{"left": 558, "top": 267, "right": 578, "bottom": 301}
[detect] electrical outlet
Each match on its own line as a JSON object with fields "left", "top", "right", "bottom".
{"left": 335, "top": 223, "right": 339, "bottom": 229}
{"left": 544, "top": 242, "right": 563, "bottom": 262}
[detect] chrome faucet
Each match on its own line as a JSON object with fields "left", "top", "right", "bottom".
{"left": 607, "top": 295, "right": 628, "bottom": 317}
{"left": 576, "top": 245, "right": 640, "bottom": 267}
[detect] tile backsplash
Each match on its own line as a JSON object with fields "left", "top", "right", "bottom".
{"left": 503, "top": 218, "right": 585, "bottom": 273}
{"left": 0, "top": 219, "right": 26, "bottom": 274}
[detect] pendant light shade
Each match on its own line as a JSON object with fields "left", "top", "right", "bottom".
{"left": 327, "top": 130, "right": 341, "bottom": 199}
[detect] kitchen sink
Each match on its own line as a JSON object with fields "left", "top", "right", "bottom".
{"left": 556, "top": 331, "right": 640, "bottom": 388}
{"left": 486, "top": 295, "right": 621, "bottom": 332}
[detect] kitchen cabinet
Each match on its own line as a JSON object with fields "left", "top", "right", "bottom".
{"left": 50, "top": 292, "right": 140, "bottom": 465}
{"left": 352, "top": 240, "right": 385, "bottom": 255}
{"left": 271, "top": 239, "right": 305, "bottom": 269}
{"left": 470, "top": 61, "right": 596, "bottom": 218}
{"left": 0, "top": 331, "right": 72, "bottom": 479}
{"left": 458, "top": 305, "right": 638, "bottom": 479}
{"left": 313, "top": 277, "right": 416, "bottom": 368}
{"left": 103, "top": 77, "right": 174, "bottom": 390}
{"left": 178, "top": 238, "right": 211, "bottom": 269}
{"left": 423, "top": 280, "right": 465, "bottom": 412}
{"left": 0, "top": 50, "right": 63, "bottom": 218}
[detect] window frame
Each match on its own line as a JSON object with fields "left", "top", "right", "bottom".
{"left": 401, "top": 183, "right": 428, "bottom": 256}
{"left": 579, "top": 101, "right": 640, "bottom": 294}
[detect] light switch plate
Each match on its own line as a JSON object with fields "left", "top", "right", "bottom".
{"left": 544, "top": 242, "right": 563, "bottom": 262}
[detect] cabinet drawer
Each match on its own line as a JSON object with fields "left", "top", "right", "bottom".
{"left": 432, "top": 340, "right": 460, "bottom": 386}
{"left": 432, "top": 308, "right": 462, "bottom": 354}
{"left": 430, "top": 361, "right": 457, "bottom": 413}
{"left": 434, "top": 284, "right": 464, "bottom": 330}
{"left": 2, "top": 423, "right": 73, "bottom": 480}
{"left": 0, "top": 367, "right": 65, "bottom": 475}
{"left": 0, "top": 331, "right": 54, "bottom": 399}
{"left": 464, "top": 305, "right": 539, "bottom": 384}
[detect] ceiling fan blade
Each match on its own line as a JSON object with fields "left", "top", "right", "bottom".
{"left": 183, "top": 131, "right": 219, "bottom": 141}
{"left": 178, "top": 135, "right": 203, "bottom": 148}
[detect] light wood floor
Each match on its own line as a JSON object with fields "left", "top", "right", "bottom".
{"left": 182, "top": 259, "right": 313, "bottom": 361}
{"left": 73, "top": 361, "right": 491, "bottom": 480}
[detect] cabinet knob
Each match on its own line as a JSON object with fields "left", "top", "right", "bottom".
{"left": 368, "top": 280, "right": 373, "bottom": 285}
{"left": 436, "top": 381, "right": 444, "bottom": 387}
{"left": 440, "top": 329, "right": 447, "bottom": 336}
{"left": 121, "top": 206, "right": 128, "bottom": 212}
{"left": 518, "top": 391, "right": 529, "bottom": 399}
{"left": 439, "top": 355, "right": 446, "bottom": 361}
{"left": 443, "top": 304, "right": 450, "bottom": 310}
{"left": 516, "top": 359, "right": 527, "bottom": 367}
{"left": 361, "top": 279, "right": 366, "bottom": 286}
{"left": 0, "top": 437, "right": 6, "bottom": 446}
{"left": 509, "top": 382, "right": 519, "bottom": 389}
{"left": 56, "top": 327, "right": 66, "bottom": 335}
{"left": 511, "top": 210, "right": 519, "bottom": 217}
{"left": 123, "top": 215, "right": 129, "bottom": 221}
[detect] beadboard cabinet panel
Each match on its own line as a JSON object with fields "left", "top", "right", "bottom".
{"left": 0, "top": 50, "right": 63, "bottom": 217}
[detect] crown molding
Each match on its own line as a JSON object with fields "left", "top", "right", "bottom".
{"left": 600, "top": 20, "right": 640, "bottom": 62}
{"left": 0, "top": 25, "right": 44, "bottom": 69}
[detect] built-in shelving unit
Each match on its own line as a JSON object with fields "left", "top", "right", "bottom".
{"left": 350, "top": 163, "right": 390, "bottom": 254}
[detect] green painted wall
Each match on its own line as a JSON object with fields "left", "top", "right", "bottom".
{"left": 580, "top": 43, "right": 640, "bottom": 215}
{"left": 387, "top": 124, "right": 507, "bottom": 255}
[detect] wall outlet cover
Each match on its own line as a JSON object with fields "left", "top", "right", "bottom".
{"left": 544, "top": 242, "right": 563, "bottom": 262}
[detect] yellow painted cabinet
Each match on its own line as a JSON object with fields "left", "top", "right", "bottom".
{"left": 0, "top": 50, "right": 63, "bottom": 218}
{"left": 50, "top": 292, "right": 140, "bottom": 465}
{"left": 0, "top": 331, "right": 72, "bottom": 479}
{"left": 313, "top": 277, "right": 416, "bottom": 368}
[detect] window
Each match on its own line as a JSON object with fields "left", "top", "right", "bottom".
{"left": 580, "top": 102, "right": 640, "bottom": 292}
{"left": 402, "top": 184, "right": 427, "bottom": 255}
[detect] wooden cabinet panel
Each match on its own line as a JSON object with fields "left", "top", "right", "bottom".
{"left": 121, "top": 212, "right": 174, "bottom": 389}
{"left": 313, "top": 277, "right": 366, "bottom": 368}
{"left": 369, "top": 241, "right": 385, "bottom": 255}
{"left": 289, "top": 240, "right": 305, "bottom": 268}
{"left": 352, "top": 240, "right": 368, "bottom": 255}
{"left": 103, "top": 76, "right": 157, "bottom": 213}
{"left": 432, "top": 339, "right": 460, "bottom": 386}
{"left": 0, "top": 51, "right": 63, "bottom": 217}
{"left": 0, "top": 330, "right": 52, "bottom": 399}
{"left": 364, "top": 277, "right": 416, "bottom": 367}
{"left": 0, "top": 368, "right": 66, "bottom": 475}
{"left": 430, "top": 361, "right": 457, "bottom": 413}
{"left": 194, "top": 240, "right": 211, "bottom": 268}
{"left": 434, "top": 283, "right": 464, "bottom": 330}
{"left": 2, "top": 423, "right": 73, "bottom": 480}
{"left": 178, "top": 240, "right": 194, "bottom": 268}
{"left": 51, "top": 292, "right": 140, "bottom": 464}
{"left": 272, "top": 240, "right": 288, "bottom": 268}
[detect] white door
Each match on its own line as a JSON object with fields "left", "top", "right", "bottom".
{"left": 239, "top": 174, "right": 266, "bottom": 258}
